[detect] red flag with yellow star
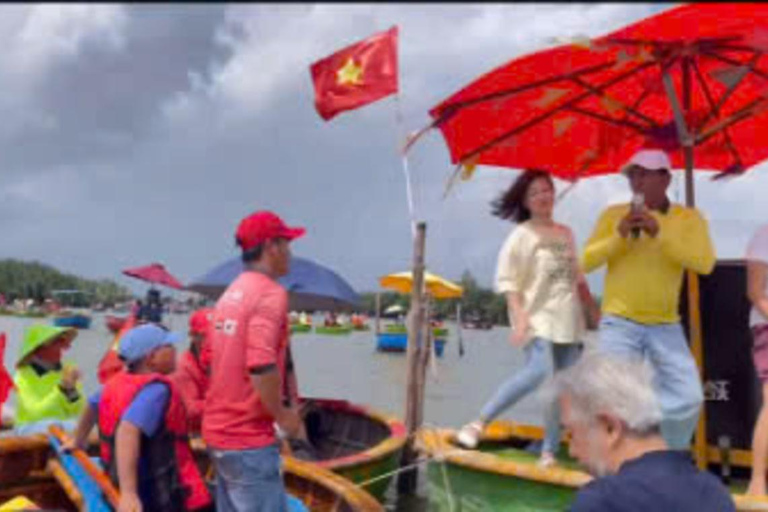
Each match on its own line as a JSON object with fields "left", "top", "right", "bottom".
{"left": 310, "top": 26, "right": 398, "bottom": 121}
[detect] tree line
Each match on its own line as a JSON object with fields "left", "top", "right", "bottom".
{"left": 0, "top": 259, "right": 132, "bottom": 306}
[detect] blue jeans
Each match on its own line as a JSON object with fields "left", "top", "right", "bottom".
{"left": 480, "top": 338, "right": 583, "bottom": 454}
{"left": 211, "top": 444, "right": 288, "bottom": 512}
{"left": 597, "top": 314, "right": 704, "bottom": 450}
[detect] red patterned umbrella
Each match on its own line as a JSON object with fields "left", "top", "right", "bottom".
{"left": 421, "top": 3, "right": 768, "bottom": 189}
{"left": 122, "top": 263, "right": 183, "bottom": 290}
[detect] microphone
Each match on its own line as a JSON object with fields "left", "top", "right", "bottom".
{"left": 630, "top": 193, "right": 645, "bottom": 239}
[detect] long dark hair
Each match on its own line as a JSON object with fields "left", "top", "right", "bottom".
{"left": 491, "top": 169, "right": 554, "bottom": 223}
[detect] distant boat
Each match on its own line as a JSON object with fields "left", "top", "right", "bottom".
{"left": 315, "top": 325, "right": 353, "bottom": 336}
{"left": 53, "top": 314, "right": 92, "bottom": 330}
{"left": 291, "top": 324, "right": 312, "bottom": 334}
{"left": 375, "top": 327, "right": 447, "bottom": 357}
{"left": 105, "top": 315, "right": 128, "bottom": 334}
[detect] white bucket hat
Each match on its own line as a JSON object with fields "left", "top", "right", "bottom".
{"left": 620, "top": 149, "right": 672, "bottom": 176}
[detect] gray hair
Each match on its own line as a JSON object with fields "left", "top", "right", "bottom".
{"left": 552, "top": 351, "right": 663, "bottom": 436}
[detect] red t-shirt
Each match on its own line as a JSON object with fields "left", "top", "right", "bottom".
{"left": 172, "top": 350, "right": 208, "bottom": 434}
{"left": 202, "top": 271, "right": 290, "bottom": 450}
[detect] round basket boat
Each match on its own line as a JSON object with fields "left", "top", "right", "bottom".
{"left": 291, "top": 323, "right": 312, "bottom": 334}
{"left": 417, "top": 420, "right": 768, "bottom": 512}
{"left": 189, "top": 398, "right": 406, "bottom": 502}
{"left": 0, "top": 432, "right": 384, "bottom": 511}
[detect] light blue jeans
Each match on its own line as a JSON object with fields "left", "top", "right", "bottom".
{"left": 211, "top": 443, "right": 288, "bottom": 512}
{"left": 597, "top": 314, "right": 704, "bottom": 450}
{"left": 480, "top": 337, "right": 583, "bottom": 455}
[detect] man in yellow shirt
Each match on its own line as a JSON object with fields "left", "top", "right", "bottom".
{"left": 581, "top": 149, "right": 716, "bottom": 450}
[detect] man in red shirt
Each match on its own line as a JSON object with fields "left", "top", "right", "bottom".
{"left": 203, "top": 210, "right": 305, "bottom": 512}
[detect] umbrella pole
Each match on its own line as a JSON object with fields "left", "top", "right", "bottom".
{"left": 665, "top": 65, "right": 707, "bottom": 470}
{"left": 397, "top": 222, "right": 427, "bottom": 495}
{"left": 684, "top": 146, "right": 708, "bottom": 471}
{"left": 457, "top": 302, "right": 465, "bottom": 357}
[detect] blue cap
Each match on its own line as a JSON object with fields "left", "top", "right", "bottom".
{"left": 118, "top": 324, "right": 182, "bottom": 364}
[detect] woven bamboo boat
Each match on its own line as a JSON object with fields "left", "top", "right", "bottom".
{"left": 191, "top": 398, "right": 407, "bottom": 502}
{"left": 417, "top": 421, "right": 768, "bottom": 512}
{"left": 0, "top": 432, "right": 384, "bottom": 511}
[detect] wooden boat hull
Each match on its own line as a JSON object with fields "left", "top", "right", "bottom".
{"left": 417, "top": 422, "right": 768, "bottom": 512}
{"left": 0, "top": 433, "right": 384, "bottom": 511}
{"left": 376, "top": 333, "right": 446, "bottom": 357}
{"left": 53, "top": 315, "right": 92, "bottom": 330}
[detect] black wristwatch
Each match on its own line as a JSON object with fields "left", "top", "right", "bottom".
{"left": 59, "top": 384, "right": 80, "bottom": 403}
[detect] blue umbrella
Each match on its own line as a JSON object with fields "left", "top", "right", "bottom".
{"left": 187, "top": 256, "right": 361, "bottom": 312}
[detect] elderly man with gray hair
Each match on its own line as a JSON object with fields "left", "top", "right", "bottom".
{"left": 554, "top": 352, "right": 734, "bottom": 511}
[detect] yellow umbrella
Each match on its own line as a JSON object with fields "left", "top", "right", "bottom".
{"left": 379, "top": 271, "right": 463, "bottom": 299}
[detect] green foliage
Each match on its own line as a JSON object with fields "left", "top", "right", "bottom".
{"left": 0, "top": 259, "right": 132, "bottom": 306}
{"left": 359, "top": 269, "right": 510, "bottom": 326}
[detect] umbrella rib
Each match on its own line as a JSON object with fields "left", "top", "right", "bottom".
{"left": 696, "top": 51, "right": 762, "bottom": 129}
{"left": 456, "top": 60, "right": 657, "bottom": 164}
{"left": 626, "top": 58, "right": 679, "bottom": 116}
{"left": 700, "top": 48, "right": 768, "bottom": 82}
{"left": 565, "top": 106, "right": 648, "bottom": 133}
{"left": 431, "top": 60, "right": 618, "bottom": 125}
{"left": 690, "top": 59, "right": 744, "bottom": 169}
{"left": 603, "top": 36, "right": 744, "bottom": 48}
{"left": 568, "top": 75, "right": 659, "bottom": 128}
{"left": 695, "top": 95, "right": 768, "bottom": 145}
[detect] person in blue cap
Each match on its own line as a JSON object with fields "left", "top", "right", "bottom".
{"left": 66, "top": 323, "right": 211, "bottom": 512}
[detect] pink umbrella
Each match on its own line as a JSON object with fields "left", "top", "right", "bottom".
{"left": 122, "top": 263, "right": 184, "bottom": 290}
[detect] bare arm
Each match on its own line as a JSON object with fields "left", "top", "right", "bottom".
{"left": 115, "top": 421, "right": 142, "bottom": 512}
{"left": 748, "top": 260, "right": 768, "bottom": 320}
{"left": 506, "top": 292, "right": 525, "bottom": 325}
{"left": 250, "top": 368, "right": 283, "bottom": 419}
{"left": 250, "top": 368, "right": 301, "bottom": 437}
{"left": 64, "top": 406, "right": 97, "bottom": 451}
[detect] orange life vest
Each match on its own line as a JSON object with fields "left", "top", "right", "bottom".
{"left": 98, "top": 372, "right": 211, "bottom": 511}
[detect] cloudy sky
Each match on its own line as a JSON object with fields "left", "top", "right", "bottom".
{"left": 1, "top": 3, "right": 767, "bottom": 295}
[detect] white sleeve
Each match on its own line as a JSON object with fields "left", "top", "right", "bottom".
{"left": 495, "top": 227, "right": 530, "bottom": 294}
{"left": 746, "top": 225, "right": 768, "bottom": 264}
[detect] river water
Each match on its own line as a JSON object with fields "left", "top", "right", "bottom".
{"left": 1, "top": 313, "right": 573, "bottom": 509}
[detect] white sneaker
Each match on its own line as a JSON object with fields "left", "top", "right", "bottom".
{"left": 537, "top": 451, "right": 556, "bottom": 469}
{"left": 456, "top": 421, "right": 483, "bottom": 449}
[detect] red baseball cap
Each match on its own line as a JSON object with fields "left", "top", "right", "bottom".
{"left": 189, "top": 308, "right": 214, "bottom": 335}
{"left": 235, "top": 211, "right": 306, "bottom": 251}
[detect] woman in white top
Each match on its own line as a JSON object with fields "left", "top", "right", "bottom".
{"left": 456, "top": 170, "right": 591, "bottom": 468}
{"left": 746, "top": 224, "right": 768, "bottom": 495}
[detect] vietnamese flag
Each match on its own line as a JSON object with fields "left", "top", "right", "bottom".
{"left": 310, "top": 26, "right": 398, "bottom": 121}
{"left": 0, "top": 333, "right": 14, "bottom": 407}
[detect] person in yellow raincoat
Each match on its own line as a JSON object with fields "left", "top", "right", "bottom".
{"left": 12, "top": 324, "right": 84, "bottom": 435}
